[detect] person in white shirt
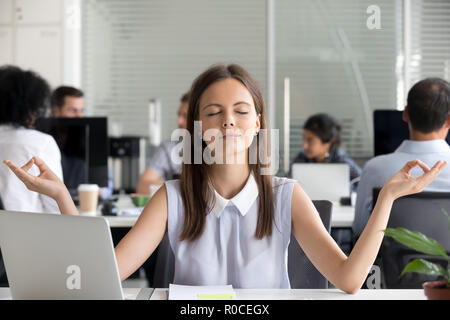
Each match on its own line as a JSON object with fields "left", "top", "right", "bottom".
{"left": 0, "top": 65, "right": 63, "bottom": 214}
{"left": 4, "top": 64, "right": 447, "bottom": 293}
{"left": 353, "top": 77, "right": 450, "bottom": 238}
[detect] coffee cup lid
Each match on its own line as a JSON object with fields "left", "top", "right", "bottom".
{"left": 77, "top": 184, "right": 99, "bottom": 191}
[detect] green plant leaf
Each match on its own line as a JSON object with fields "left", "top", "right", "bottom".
{"left": 384, "top": 227, "right": 448, "bottom": 258}
{"left": 400, "top": 259, "right": 448, "bottom": 279}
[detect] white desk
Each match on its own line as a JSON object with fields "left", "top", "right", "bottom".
{"left": 102, "top": 197, "right": 355, "bottom": 228}
{"left": 0, "top": 288, "right": 426, "bottom": 300}
{"left": 93, "top": 195, "right": 142, "bottom": 228}
{"left": 331, "top": 201, "right": 355, "bottom": 228}
{"left": 0, "top": 288, "right": 144, "bottom": 300}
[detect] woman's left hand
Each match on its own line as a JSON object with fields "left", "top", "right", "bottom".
{"left": 382, "top": 159, "right": 447, "bottom": 200}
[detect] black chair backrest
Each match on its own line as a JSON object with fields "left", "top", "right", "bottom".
{"left": 288, "top": 200, "right": 332, "bottom": 289}
{"left": 373, "top": 188, "right": 450, "bottom": 288}
{"left": 152, "top": 233, "right": 174, "bottom": 288}
{"left": 152, "top": 200, "right": 333, "bottom": 289}
{"left": 0, "top": 196, "right": 7, "bottom": 286}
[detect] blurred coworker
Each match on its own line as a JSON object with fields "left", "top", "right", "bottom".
{"left": 136, "top": 92, "right": 189, "bottom": 194}
{"left": 51, "top": 86, "right": 84, "bottom": 117}
{"left": 0, "top": 65, "right": 63, "bottom": 213}
{"left": 353, "top": 78, "right": 450, "bottom": 238}
{"left": 289, "top": 113, "right": 361, "bottom": 185}
{"left": 50, "top": 86, "right": 112, "bottom": 199}
{"left": 289, "top": 113, "right": 361, "bottom": 256}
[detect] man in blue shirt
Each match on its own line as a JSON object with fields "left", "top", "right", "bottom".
{"left": 353, "top": 78, "right": 450, "bottom": 237}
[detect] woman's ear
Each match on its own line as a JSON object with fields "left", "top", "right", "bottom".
{"left": 256, "top": 113, "right": 261, "bottom": 134}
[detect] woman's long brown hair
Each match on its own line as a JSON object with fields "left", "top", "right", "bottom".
{"left": 179, "top": 64, "right": 275, "bottom": 242}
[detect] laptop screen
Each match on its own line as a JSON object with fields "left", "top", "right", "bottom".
{"left": 291, "top": 163, "right": 350, "bottom": 201}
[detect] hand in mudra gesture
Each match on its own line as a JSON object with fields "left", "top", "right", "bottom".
{"left": 3, "top": 157, "right": 67, "bottom": 200}
{"left": 382, "top": 159, "right": 447, "bottom": 200}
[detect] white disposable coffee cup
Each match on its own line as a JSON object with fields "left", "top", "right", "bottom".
{"left": 78, "top": 184, "right": 99, "bottom": 216}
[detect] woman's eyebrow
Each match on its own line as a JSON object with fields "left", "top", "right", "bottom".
{"left": 202, "top": 103, "right": 222, "bottom": 110}
{"left": 233, "top": 101, "right": 251, "bottom": 106}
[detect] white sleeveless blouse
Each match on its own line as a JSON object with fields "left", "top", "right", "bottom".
{"left": 165, "top": 174, "right": 296, "bottom": 288}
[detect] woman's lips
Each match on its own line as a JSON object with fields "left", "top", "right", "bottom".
{"left": 222, "top": 134, "right": 240, "bottom": 139}
{"left": 220, "top": 131, "right": 242, "bottom": 139}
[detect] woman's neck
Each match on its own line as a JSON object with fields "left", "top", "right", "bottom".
{"left": 208, "top": 164, "right": 251, "bottom": 199}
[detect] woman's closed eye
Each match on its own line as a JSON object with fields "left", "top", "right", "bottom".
{"left": 207, "top": 110, "right": 249, "bottom": 116}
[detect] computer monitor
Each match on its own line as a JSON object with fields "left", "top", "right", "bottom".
{"left": 35, "top": 117, "right": 109, "bottom": 194}
{"left": 373, "top": 110, "right": 450, "bottom": 156}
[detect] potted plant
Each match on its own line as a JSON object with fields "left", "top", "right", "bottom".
{"left": 384, "top": 209, "right": 450, "bottom": 300}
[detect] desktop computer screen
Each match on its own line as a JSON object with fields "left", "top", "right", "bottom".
{"left": 373, "top": 110, "right": 450, "bottom": 156}
{"left": 35, "top": 117, "right": 109, "bottom": 196}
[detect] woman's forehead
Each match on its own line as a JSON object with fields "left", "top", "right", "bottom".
{"left": 199, "top": 78, "right": 254, "bottom": 107}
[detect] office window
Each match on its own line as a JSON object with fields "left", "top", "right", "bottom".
{"left": 275, "top": 0, "right": 403, "bottom": 170}
{"left": 81, "top": 0, "right": 267, "bottom": 140}
{"left": 408, "top": 0, "right": 450, "bottom": 87}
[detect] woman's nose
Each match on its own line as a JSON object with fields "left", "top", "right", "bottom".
{"left": 222, "top": 115, "right": 235, "bottom": 128}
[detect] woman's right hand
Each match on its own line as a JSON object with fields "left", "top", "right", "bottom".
{"left": 381, "top": 159, "right": 447, "bottom": 200}
{"left": 3, "top": 157, "right": 68, "bottom": 201}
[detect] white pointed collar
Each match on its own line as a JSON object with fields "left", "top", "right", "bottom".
{"left": 210, "top": 173, "right": 259, "bottom": 218}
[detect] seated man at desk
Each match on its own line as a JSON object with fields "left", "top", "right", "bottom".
{"left": 353, "top": 77, "right": 450, "bottom": 238}
{"left": 50, "top": 86, "right": 86, "bottom": 198}
{"left": 50, "top": 86, "right": 112, "bottom": 200}
{"left": 136, "top": 92, "right": 189, "bottom": 194}
{"left": 51, "top": 86, "right": 84, "bottom": 118}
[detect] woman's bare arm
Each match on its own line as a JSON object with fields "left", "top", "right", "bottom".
{"left": 4, "top": 157, "right": 168, "bottom": 282}
{"left": 291, "top": 160, "right": 446, "bottom": 294}
{"left": 114, "top": 184, "right": 168, "bottom": 281}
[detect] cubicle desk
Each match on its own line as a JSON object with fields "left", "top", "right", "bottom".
{"left": 102, "top": 197, "right": 355, "bottom": 228}
{"left": 0, "top": 288, "right": 427, "bottom": 300}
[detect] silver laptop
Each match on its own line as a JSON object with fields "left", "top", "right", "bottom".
{"left": 291, "top": 163, "right": 350, "bottom": 201}
{"left": 0, "top": 210, "right": 152, "bottom": 300}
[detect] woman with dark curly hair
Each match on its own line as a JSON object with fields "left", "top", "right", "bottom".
{"left": 0, "top": 65, "right": 63, "bottom": 213}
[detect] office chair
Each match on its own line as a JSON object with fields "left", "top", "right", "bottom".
{"left": 288, "top": 200, "right": 332, "bottom": 288}
{"left": 373, "top": 188, "right": 450, "bottom": 289}
{"left": 153, "top": 233, "right": 174, "bottom": 288}
{"left": 0, "top": 196, "right": 8, "bottom": 287}
{"left": 152, "top": 200, "right": 333, "bottom": 289}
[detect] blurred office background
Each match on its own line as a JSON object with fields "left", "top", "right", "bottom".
{"left": 0, "top": 0, "right": 449, "bottom": 173}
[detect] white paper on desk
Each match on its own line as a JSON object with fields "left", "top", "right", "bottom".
{"left": 168, "top": 284, "right": 236, "bottom": 300}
